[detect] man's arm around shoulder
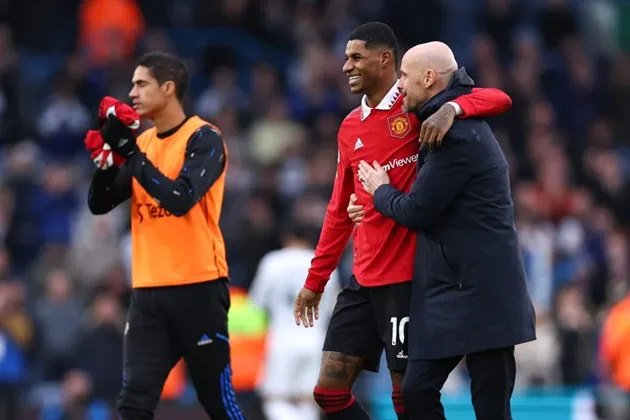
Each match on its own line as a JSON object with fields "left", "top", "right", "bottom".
{"left": 373, "top": 127, "right": 473, "bottom": 230}
{"left": 455, "top": 88, "right": 512, "bottom": 118}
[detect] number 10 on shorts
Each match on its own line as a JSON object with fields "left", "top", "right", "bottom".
{"left": 390, "top": 316, "right": 409, "bottom": 346}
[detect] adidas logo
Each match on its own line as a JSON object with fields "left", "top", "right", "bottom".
{"left": 354, "top": 138, "right": 364, "bottom": 150}
{"left": 396, "top": 350, "right": 407, "bottom": 359}
{"left": 197, "top": 334, "right": 213, "bottom": 346}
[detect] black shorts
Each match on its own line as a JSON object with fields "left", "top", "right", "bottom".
{"left": 118, "top": 279, "right": 245, "bottom": 419}
{"left": 323, "top": 276, "right": 411, "bottom": 373}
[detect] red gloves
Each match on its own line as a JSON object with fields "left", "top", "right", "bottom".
{"left": 97, "top": 96, "right": 141, "bottom": 130}
{"left": 84, "top": 96, "right": 141, "bottom": 170}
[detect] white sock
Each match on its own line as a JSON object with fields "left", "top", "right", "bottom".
{"left": 263, "top": 400, "right": 302, "bottom": 420}
{"left": 298, "top": 401, "right": 320, "bottom": 420}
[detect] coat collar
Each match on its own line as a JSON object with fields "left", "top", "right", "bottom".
{"left": 415, "top": 67, "right": 474, "bottom": 121}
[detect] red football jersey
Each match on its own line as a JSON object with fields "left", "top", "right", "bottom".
{"left": 305, "top": 83, "right": 512, "bottom": 292}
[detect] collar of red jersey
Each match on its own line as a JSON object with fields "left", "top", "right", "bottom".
{"left": 360, "top": 81, "right": 401, "bottom": 120}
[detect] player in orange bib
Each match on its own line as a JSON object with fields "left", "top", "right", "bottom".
{"left": 88, "top": 52, "right": 246, "bottom": 420}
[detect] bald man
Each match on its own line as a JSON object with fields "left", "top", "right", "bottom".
{"left": 399, "top": 42, "right": 457, "bottom": 111}
{"left": 400, "top": 42, "right": 459, "bottom": 152}
{"left": 357, "top": 42, "right": 536, "bottom": 419}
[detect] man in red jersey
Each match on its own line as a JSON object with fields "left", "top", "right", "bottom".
{"left": 293, "top": 22, "right": 512, "bottom": 420}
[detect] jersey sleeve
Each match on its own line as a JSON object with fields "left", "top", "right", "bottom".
{"left": 304, "top": 140, "right": 355, "bottom": 293}
{"left": 87, "top": 165, "right": 132, "bottom": 215}
{"left": 452, "top": 87, "right": 512, "bottom": 118}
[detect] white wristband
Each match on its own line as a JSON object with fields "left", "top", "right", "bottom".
{"left": 447, "top": 101, "right": 463, "bottom": 116}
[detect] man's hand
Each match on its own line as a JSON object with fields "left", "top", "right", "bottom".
{"left": 420, "top": 102, "right": 457, "bottom": 152}
{"left": 84, "top": 130, "right": 126, "bottom": 170}
{"left": 358, "top": 160, "right": 390, "bottom": 195}
{"left": 347, "top": 193, "right": 365, "bottom": 225}
{"left": 101, "top": 116, "right": 138, "bottom": 158}
{"left": 294, "top": 287, "right": 323, "bottom": 328}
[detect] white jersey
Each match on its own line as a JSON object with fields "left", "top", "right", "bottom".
{"left": 249, "top": 247, "right": 340, "bottom": 342}
{"left": 249, "top": 246, "right": 340, "bottom": 397}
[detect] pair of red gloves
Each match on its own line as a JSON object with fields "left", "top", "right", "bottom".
{"left": 84, "top": 96, "right": 141, "bottom": 170}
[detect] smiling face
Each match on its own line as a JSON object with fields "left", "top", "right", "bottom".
{"left": 342, "top": 40, "right": 390, "bottom": 96}
{"left": 128, "top": 65, "right": 174, "bottom": 119}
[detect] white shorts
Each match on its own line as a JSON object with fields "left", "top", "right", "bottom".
{"left": 258, "top": 337, "right": 323, "bottom": 398}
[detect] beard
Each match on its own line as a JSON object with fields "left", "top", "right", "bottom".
{"left": 402, "top": 96, "right": 413, "bottom": 113}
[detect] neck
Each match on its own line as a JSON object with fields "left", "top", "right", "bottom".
{"left": 429, "top": 80, "right": 449, "bottom": 97}
{"left": 152, "top": 101, "right": 187, "bottom": 134}
{"left": 284, "top": 239, "right": 310, "bottom": 249}
{"left": 366, "top": 71, "right": 398, "bottom": 107}
{"left": 419, "top": 79, "right": 451, "bottom": 109}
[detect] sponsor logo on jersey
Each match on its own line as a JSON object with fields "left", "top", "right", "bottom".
{"left": 136, "top": 203, "right": 173, "bottom": 223}
{"left": 382, "top": 154, "right": 418, "bottom": 172}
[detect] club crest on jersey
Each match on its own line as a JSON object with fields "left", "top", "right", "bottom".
{"left": 387, "top": 113, "right": 411, "bottom": 138}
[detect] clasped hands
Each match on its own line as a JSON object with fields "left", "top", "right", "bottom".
{"left": 84, "top": 97, "right": 141, "bottom": 170}
{"left": 101, "top": 115, "right": 139, "bottom": 159}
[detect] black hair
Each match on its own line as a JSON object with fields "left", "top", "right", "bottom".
{"left": 282, "top": 221, "right": 310, "bottom": 243}
{"left": 348, "top": 22, "right": 399, "bottom": 68}
{"left": 137, "top": 52, "right": 189, "bottom": 101}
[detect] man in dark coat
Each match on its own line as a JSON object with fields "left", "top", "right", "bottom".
{"left": 358, "top": 42, "right": 536, "bottom": 419}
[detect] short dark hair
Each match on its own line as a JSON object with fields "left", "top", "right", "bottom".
{"left": 282, "top": 221, "right": 310, "bottom": 243}
{"left": 348, "top": 22, "right": 399, "bottom": 68}
{"left": 137, "top": 52, "right": 189, "bottom": 101}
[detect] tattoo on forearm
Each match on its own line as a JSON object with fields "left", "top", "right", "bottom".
{"left": 435, "top": 106, "right": 455, "bottom": 127}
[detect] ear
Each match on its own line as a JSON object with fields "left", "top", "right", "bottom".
{"left": 162, "top": 80, "right": 176, "bottom": 97}
{"left": 381, "top": 50, "right": 393, "bottom": 68}
{"left": 424, "top": 69, "right": 436, "bottom": 88}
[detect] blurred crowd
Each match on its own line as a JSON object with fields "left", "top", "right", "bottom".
{"left": 0, "top": 0, "right": 630, "bottom": 418}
